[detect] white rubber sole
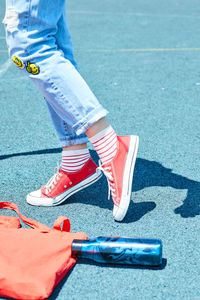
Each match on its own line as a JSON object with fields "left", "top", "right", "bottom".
{"left": 113, "top": 135, "right": 139, "bottom": 221}
{"left": 26, "top": 170, "right": 102, "bottom": 206}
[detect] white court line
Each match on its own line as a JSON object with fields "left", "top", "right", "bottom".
{"left": 1, "top": 47, "right": 200, "bottom": 55}
{"left": 68, "top": 10, "right": 200, "bottom": 19}
{"left": 75, "top": 47, "right": 200, "bottom": 53}
{"left": 0, "top": 59, "right": 11, "bottom": 78}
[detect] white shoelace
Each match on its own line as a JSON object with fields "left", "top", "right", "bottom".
{"left": 45, "top": 164, "right": 62, "bottom": 194}
{"left": 97, "top": 161, "right": 116, "bottom": 199}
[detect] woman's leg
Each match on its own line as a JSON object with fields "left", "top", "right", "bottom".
{"left": 3, "top": 0, "right": 108, "bottom": 136}
{"left": 3, "top": 0, "right": 139, "bottom": 221}
{"left": 45, "top": 6, "right": 90, "bottom": 148}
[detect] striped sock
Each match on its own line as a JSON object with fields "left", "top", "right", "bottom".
{"left": 89, "top": 126, "right": 118, "bottom": 165}
{"left": 61, "top": 148, "right": 90, "bottom": 173}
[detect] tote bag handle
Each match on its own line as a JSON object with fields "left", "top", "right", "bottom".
{"left": 0, "top": 201, "right": 51, "bottom": 231}
{"left": 0, "top": 201, "right": 71, "bottom": 232}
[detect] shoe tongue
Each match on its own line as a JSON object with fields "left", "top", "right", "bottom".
{"left": 59, "top": 169, "right": 67, "bottom": 175}
{"left": 102, "top": 159, "right": 113, "bottom": 167}
{"left": 41, "top": 185, "right": 47, "bottom": 196}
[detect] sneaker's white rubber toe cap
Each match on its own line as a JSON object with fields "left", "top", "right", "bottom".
{"left": 28, "top": 189, "right": 42, "bottom": 198}
{"left": 26, "top": 189, "right": 54, "bottom": 206}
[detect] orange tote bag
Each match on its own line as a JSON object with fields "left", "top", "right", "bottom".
{"left": 0, "top": 202, "right": 87, "bottom": 300}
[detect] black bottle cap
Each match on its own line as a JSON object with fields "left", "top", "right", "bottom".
{"left": 71, "top": 239, "right": 83, "bottom": 257}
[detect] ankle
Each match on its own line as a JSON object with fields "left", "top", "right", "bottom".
{"left": 85, "top": 117, "right": 109, "bottom": 138}
{"left": 62, "top": 143, "right": 88, "bottom": 151}
{"left": 61, "top": 148, "right": 90, "bottom": 173}
{"left": 89, "top": 126, "right": 118, "bottom": 165}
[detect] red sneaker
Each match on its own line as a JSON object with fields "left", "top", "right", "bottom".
{"left": 98, "top": 135, "right": 139, "bottom": 221}
{"left": 26, "top": 158, "right": 102, "bottom": 206}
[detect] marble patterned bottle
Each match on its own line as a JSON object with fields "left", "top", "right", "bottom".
{"left": 72, "top": 236, "right": 162, "bottom": 266}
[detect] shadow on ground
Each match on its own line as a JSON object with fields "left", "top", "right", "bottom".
{"left": 1, "top": 148, "right": 200, "bottom": 222}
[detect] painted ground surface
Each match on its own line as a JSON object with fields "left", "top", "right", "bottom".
{"left": 0, "top": 0, "right": 200, "bottom": 299}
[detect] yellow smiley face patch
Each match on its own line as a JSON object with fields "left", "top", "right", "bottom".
{"left": 26, "top": 61, "right": 40, "bottom": 75}
{"left": 12, "top": 55, "right": 25, "bottom": 69}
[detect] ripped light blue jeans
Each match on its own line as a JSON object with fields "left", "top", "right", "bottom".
{"left": 3, "top": 0, "right": 108, "bottom": 147}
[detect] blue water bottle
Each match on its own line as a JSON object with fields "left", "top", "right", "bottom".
{"left": 72, "top": 236, "right": 162, "bottom": 266}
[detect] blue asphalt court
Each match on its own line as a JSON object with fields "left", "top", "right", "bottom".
{"left": 1, "top": 0, "right": 200, "bottom": 299}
